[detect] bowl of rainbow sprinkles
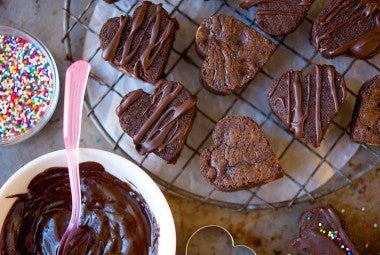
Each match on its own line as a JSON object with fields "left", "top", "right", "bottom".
{"left": 0, "top": 25, "right": 59, "bottom": 146}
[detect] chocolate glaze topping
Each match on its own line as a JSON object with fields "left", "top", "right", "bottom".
{"left": 292, "top": 205, "right": 358, "bottom": 255}
{"left": 0, "top": 162, "right": 159, "bottom": 255}
{"left": 116, "top": 80, "right": 196, "bottom": 163}
{"left": 312, "top": 0, "right": 380, "bottom": 59}
{"left": 269, "top": 65, "right": 346, "bottom": 147}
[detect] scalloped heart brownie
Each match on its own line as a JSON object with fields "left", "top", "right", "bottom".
{"left": 268, "top": 65, "right": 346, "bottom": 147}
{"left": 195, "top": 14, "right": 276, "bottom": 95}
{"left": 200, "top": 115, "right": 283, "bottom": 192}
{"left": 116, "top": 79, "right": 197, "bottom": 164}
{"left": 99, "top": 1, "right": 178, "bottom": 84}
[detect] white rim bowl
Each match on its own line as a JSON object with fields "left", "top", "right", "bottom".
{"left": 0, "top": 148, "right": 176, "bottom": 255}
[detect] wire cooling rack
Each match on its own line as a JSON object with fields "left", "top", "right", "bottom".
{"left": 62, "top": 0, "right": 380, "bottom": 211}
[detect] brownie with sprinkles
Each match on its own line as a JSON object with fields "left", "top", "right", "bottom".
{"left": 99, "top": 1, "right": 178, "bottom": 84}
{"left": 292, "top": 205, "right": 359, "bottom": 255}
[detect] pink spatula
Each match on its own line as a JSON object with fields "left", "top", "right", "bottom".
{"left": 57, "top": 60, "right": 91, "bottom": 255}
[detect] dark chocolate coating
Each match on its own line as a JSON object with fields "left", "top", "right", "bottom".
{"left": 350, "top": 75, "right": 380, "bottom": 146}
{"left": 195, "top": 14, "right": 276, "bottom": 95}
{"left": 99, "top": 1, "right": 178, "bottom": 84}
{"left": 312, "top": 0, "right": 380, "bottom": 59}
{"left": 0, "top": 162, "right": 158, "bottom": 255}
{"left": 292, "top": 205, "right": 359, "bottom": 255}
{"left": 268, "top": 65, "right": 346, "bottom": 147}
{"left": 200, "top": 115, "right": 284, "bottom": 192}
{"left": 117, "top": 79, "right": 197, "bottom": 164}
{"left": 239, "top": 0, "right": 313, "bottom": 36}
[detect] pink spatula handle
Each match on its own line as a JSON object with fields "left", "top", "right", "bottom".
{"left": 58, "top": 60, "right": 90, "bottom": 255}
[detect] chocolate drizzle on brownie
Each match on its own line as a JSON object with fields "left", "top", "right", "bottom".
{"left": 117, "top": 80, "right": 196, "bottom": 163}
{"left": 102, "top": 4, "right": 175, "bottom": 71}
{"left": 312, "top": 0, "right": 380, "bottom": 59}
{"left": 292, "top": 205, "right": 359, "bottom": 255}
{"left": 100, "top": 1, "right": 178, "bottom": 83}
{"left": 269, "top": 65, "right": 346, "bottom": 147}
{"left": 195, "top": 14, "right": 276, "bottom": 95}
{"left": 240, "top": 0, "right": 311, "bottom": 9}
{"left": 241, "top": 0, "right": 311, "bottom": 16}
{"left": 284, "top": 71, "right": 311, "bottom": 138}
{"left": 314, "top": 65, "right": 323, "bottom": 144}
{"left": 239, "top": 0, "right": 313, "bottom": 36}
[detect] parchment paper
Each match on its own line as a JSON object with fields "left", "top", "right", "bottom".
{"left": 81, "top": 0, "right": 379, "bottom": 206}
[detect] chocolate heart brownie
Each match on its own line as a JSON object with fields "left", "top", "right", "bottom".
{"left": 200, "top": 115, "right": 284, "bottom": 192}
{"left": 292, "top": 205, "right": 359, "bottom": 255}
{"left": 195, "top": 14, "right": 276, "bottom": 95}
{"left": 116, "top": 79, "right": 197, "bottom": 164}
{"left": 99, "top": 1, "right": 178, "bottom": 84}
{"left": 350, "top": 75, "right": 380, "bottom": 146}
{"left": 312, "top": 0, "right": 380, "bottom": 59}
{"left": 268, "top": 65, "right": 346, "bottom": 147}
{"left": 239, "top": 0, "right": 313, "bottom": 36}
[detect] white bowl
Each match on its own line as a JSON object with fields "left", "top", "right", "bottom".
{"left": 0, "top": 148, "right": 176, "bottom": 255}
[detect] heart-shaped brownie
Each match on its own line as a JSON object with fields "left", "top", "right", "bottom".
{"left": 239, "top": 0, "right": 313, "bottom": 36}
{"left": 292, "top": 205, "right": 359, "bottom": 255}
{"left": 200, "top": 115, "right": 284, "bottom": 192}
{"left": 116, "top": 79, "right": 197, "bottom": 164}
{"left": 268, "top": 65, "right": 346, "bottom": 147}
{"left": 312, "top": 0, "right": 380, "bottom": 59}
{"left": 99, "top": 1, "right": 178, "bottom": 84}
{"left": 195, "top": 14, "right": 276, "bottom": 95}
{"left": 350, "top": 75, "right": 380, "bottom": 146}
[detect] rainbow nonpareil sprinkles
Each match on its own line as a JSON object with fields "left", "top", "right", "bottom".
{"left": 318, "top": 222, "right": 354, "bottom": 255}
{"left": 0, "top": 34, "right": 54, "bottom": 141}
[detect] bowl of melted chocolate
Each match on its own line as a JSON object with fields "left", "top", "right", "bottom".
{"left": 0, "top": 148, "right": 175, "bottom": 255}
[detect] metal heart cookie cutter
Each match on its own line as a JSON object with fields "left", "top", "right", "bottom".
{"left": 185, "top": 225, "right": 257, "bottom": 255}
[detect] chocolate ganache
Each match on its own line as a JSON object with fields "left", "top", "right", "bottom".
{"left": 0, "top": 162, "right": 159, "bottom": 255}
